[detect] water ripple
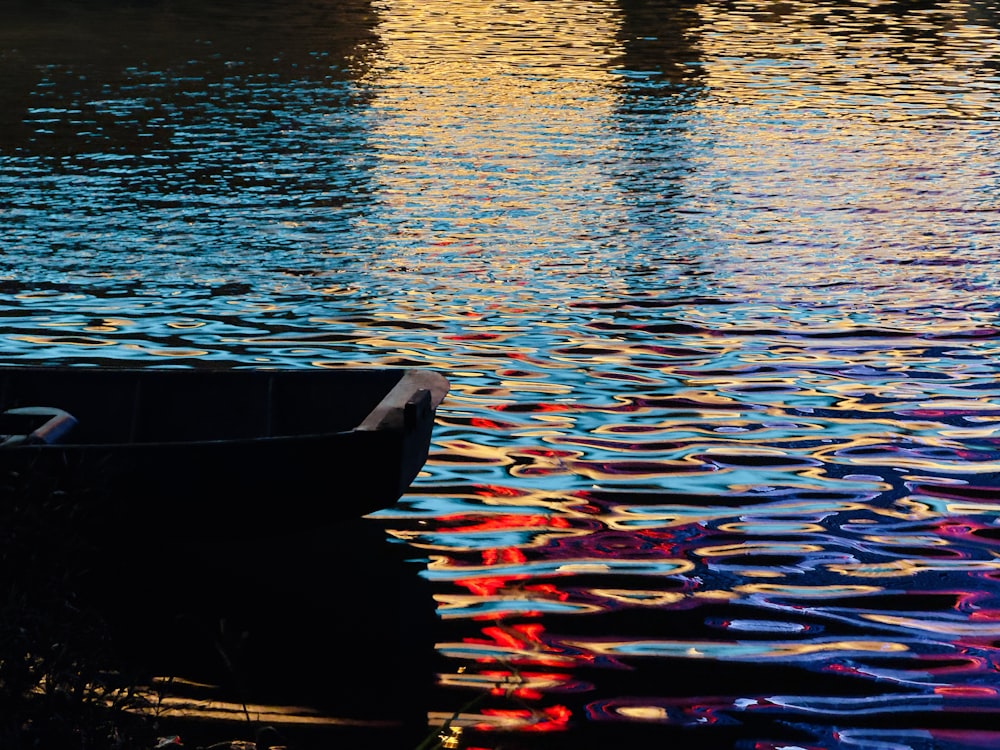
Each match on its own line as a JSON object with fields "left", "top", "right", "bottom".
{"left": 4, "top": 0, "right": 1000, "bottom": 746}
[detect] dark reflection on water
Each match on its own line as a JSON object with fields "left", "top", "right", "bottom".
{"left": 4, "top": 0, "right": 1000, "bottom": 747}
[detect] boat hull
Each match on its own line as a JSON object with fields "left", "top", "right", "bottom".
{"left": 0, "top": 366, "right": 449, "bottom": 536}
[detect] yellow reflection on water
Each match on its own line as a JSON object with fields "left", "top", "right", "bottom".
{"left": 604, "top": 500, "right": 867, "bottom": 531}
{"left": 593, "top": 589, "right": 686, "bottom": 607}
{"left": 695, "top": 0, "right": 998, "bottom": 122}
{"left": 132, "top": 679, "right": 392, "bottom": 728}
{"left": 360, "top": 0, "right": 630, "bottom": 281}
{"left": 14, "top": 335, "right": 114, "bottom": 347}
{"left": 718, "top": 521, "right": 827, "bottom": 534}
{"left": 566, "top": 638, "right": 909, "bottom": 659}
{"left": 830, "top": 559, "right": 1000, "bottom": 577}
{"left": 688, "top": 0, "right": 1000, "bottom": 304}
{"left": 862, "top": 614, "right": 1000, "bottom": 636}
{"left": 734, "top": 584, "right": 882, "bottom": 598}
{"left": 434, "top": 592, "right": 603, "bottom": 618}
{"left": 614, "top": 705, "right": 669, "bottom": 721}
{"left": 696, "top": 542, "right": 825, "bottom": 557}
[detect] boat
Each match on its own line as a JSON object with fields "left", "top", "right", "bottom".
{"left": 0, "top": 366, "right": 449, "bottom": 537}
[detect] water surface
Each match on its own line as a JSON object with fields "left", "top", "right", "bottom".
{"left": 3, "top": 1, "right": 1000, "bottom": 747}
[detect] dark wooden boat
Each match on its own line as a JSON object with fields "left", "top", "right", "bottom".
{"left": 0, "top": 366, "right": 448, "bottom": 537}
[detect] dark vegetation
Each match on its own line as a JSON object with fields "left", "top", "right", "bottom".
{"left": 0, "top": 470, "right": 156, "bottom": 749}
{"left": 0, "top": 471, "right": 295, "bottom": 749}
{"left": 0, "top": 468, "right": 437, "bottom": 750}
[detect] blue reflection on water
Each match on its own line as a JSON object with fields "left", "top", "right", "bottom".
{"left": 3, "top": 0, "right": 1000, "bottom": 746}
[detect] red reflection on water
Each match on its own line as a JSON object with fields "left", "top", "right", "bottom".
{"left": 492, "top": 402, "right": 574, "bottom": 412}
{"left": 463, "top": 623, "right": 581, "bottom": 668}
{"left": 543, "top": 528, "right": 681, "bottom": 560}
{"left": 934, "top": 686, "right": 999, "bottom": 697}
{"left": 441, "top": 514, "right": 572, "bottom": 534}
{"left": 470, "top": 417, "right": 514, "bottom": 429}
{"left": 970, "top": 610, "right": 1000, "bottom": 621}
{"left": 475, "top": 705, "right": 571, "bottom": 732}
{"left": 472, "top": 484, "right": 528, "bottom": 498}
{"left": 522, "top": 583, "right": 569, "bottom": 600}
{"left": 911, "top": 655, "right": 985, "bottom": 676}
{"left": 457, "top": 577, "right": 568, "bottom": 609}
{"left": 443, "top": 332, "right": 506, "bottom": 341}
{"left": 458, "top": 576, "right": 517, "bottom": 597}
{"left": 475, "top": 624, "right": 544, "bottom": 650}
{"left": 450, "top": 546, "right": 533, "bottom": 603}
{"left": 482, "top": 547, "right": 527, "bottom": 566}
{"left": 479, "top": 670, "right": 573, "bottom": 700}
{"left": 824, "top": 663, "right": 865, "bottom": 678}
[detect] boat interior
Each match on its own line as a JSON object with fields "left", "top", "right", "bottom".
{"left": 0, "top": 368, "right": 408, "bottom": 444}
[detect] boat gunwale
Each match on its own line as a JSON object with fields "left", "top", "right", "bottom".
{"left": 0, "top": 366, "right": 450, "bottom": 449}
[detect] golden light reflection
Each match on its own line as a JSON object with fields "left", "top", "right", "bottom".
{"left": 695, "top": 0, "right": 998, "bottom": 122}
{"left": 686, "top": 0, "right": 1000, "bottom": 306}
{"left": 696, "top": 542, "right": 824, "bottom": 557}
{"left": 829, "top": 559, "right": 1000, "bottom": 578}
{"left": 693, "top": 589, "right": 740, "bottom": 601}
{"left": 13, "top": 335, "right": 210, "bottom": 358}
{"left": 14, "top": 335, "right": 114, "bottom": 347}
{"left": 884, "top": 496, "right": 942, "bottom": 521}
{"left": 718, "top": 521, "right": 827, "bottom": 534}
{"left": 435, "top": 439, "right": 516, "bottom": 467}
{"left": 381, "top": 486, "right": 595, "bottom": 523}
{"left": 434, "top": 593, "right": 602, "bottom": 618}
{"left": 132, "top": 679, "right": 388, "bottom": 727}
{"left": 604, "top": 501, "right": 866, "bottom": 531}
{"left": 590, "top": 589, "right": 685, "bottom": 607}
{"left": 425, "top": 707, "right": 570, "bottom": 732}
{"left": 437, "top": 640, "right": 578, "bottom": 666}
{"left": 733, "top": 584, "right": 882, "bottom": 598}
{"left": 827, "top": 561, "right": 927, "bottom": 578}
{"left": 425, "top": 556, "right": 695, "bottom": 578}
{"left": 128, "top": 346, "right": 211, "bottom": 358}
{"left": 359, "top": 0, "right": 632, "bottom": 285}
{"left": 563, "top": 638, "right": 909, "bottom": 659}
{"left": 617, "top": 706, "right": 669, "bottom": 721}
{"left": 438, "top": 670, "right": 576, "bottom": 694}
{"left": 931, "top": 501, "right": 1000, "bottom": 518}
{"left": 862, "top": 614, "right": 1000, "bottom": 636}
{"left": 862, "top": 535, "right": 952, "bottom": 548}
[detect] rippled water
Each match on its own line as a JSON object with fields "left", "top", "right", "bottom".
{"left": 4, "top": 0, "right": 1000, "bottom": 747}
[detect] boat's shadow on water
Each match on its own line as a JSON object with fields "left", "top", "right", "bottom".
{"left": 85, "top": 515, "right": 435, "bottom": 748}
